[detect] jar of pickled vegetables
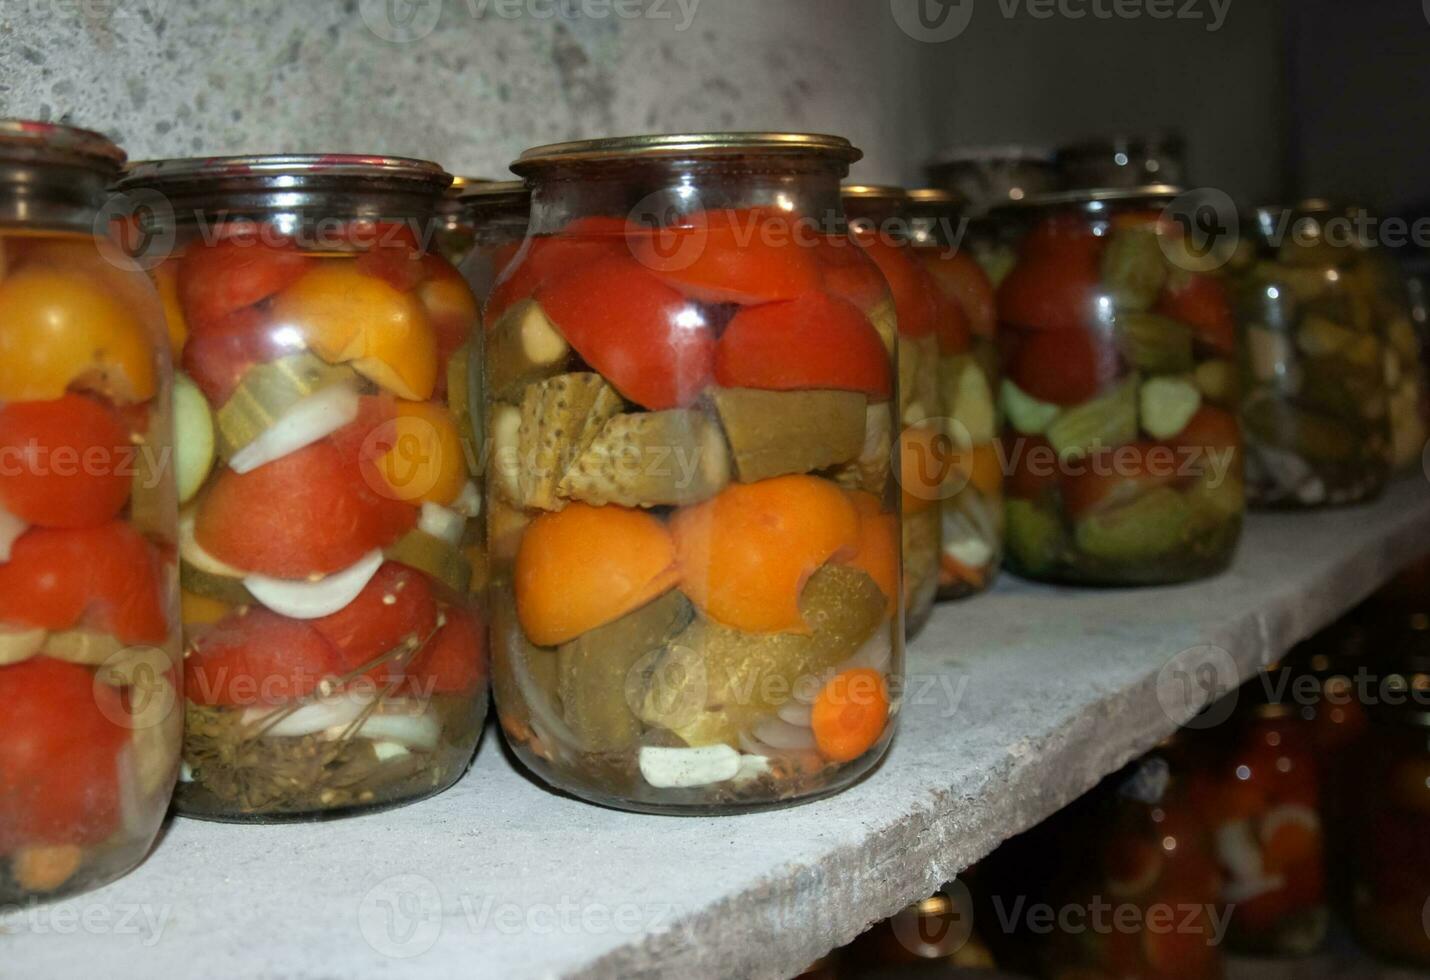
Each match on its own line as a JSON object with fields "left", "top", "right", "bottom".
{"left": 118, "top": 155, "right": 486, "bottom": 820}
{"left": 1198, "top": 700, "right": 1327, "bottom": 956}
{"left": 1056, "top": 133, "right": 1187, "bottom": 191}
{"left": 1045, "top": 743, "right": 1224, "bottom": 980}
{"left": 0, "top": 121, "right": 180, "bottom": 900}
{"left": 843, "top": 185, "right": 941, "bottom": 635}
{"left": 996, "top": 187, "right": 1245, "bottom": 585}
{"left": 908, "top": 189, "right": 1003, "bottom": 601}
{"left": 1230, "top": 202, "right": 1393, "bottom": 507}
{"left": 490, "top": 133, "right": 902, "bottom": 812}
{"left": 1351, "top": 671, "right": 1430, "bottom": 967}
{"left": 446, "top": 178, "right": 530, "bottom": 303}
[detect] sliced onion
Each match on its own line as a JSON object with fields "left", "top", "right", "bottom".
{"left": 243, "top": 693, "right": 370, "bottom": 736}
{"left": 776, "top": 699, "right": 814, "bottom": 728}
{"left": 357, "top": 711, "right": 441, "bottom": 751}
{"left": 751, "top": 716, "right": 818, "bottom": 751}
{"left": 638, "top": 744, "right": 741, "bottom": 789}
{"left": 452, "top": 481, "right": 482, "bottom": 519}
{"left": 1215, "top": 819, "right": 1266, "bottom": 882}
{"left": 178, "top": 508, "right": 246, "bottom": 577}
{"left": 0, "top": 505, "right": 27, "bottom": 563}
{"left": 418, "top": 501, "right": 466, "bottom": 547}
{"left": 0, "top": 626, "right": 46, "bottom": 666}
{"left": 1259, "top": 803, "right": 1320, "bottom": 845}
{"left": 228, "top": 383, "right": 359, "bottom": 475}
{"left": 244, "top": 548, "right": 384, "bottom": 620}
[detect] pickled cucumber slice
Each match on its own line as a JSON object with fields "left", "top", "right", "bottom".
{"left": 181, "top": 560, "right": 256, "bottom": 606}
{"left": 517, "top": 373, "right": 624, "bottom": 511}
{"left": 831, "top": 401, "right": 894, "bottom": 494}
{"left": 1115, "top": 313, "right": 1193, "bottom": 375}
{"left": 636, "top": 565, "right": 886, "bottom": 747}
{"left": 942, "top": 356, "right": 997, "bottom": 447}
{"left": 713, "top": 388, "right": 865, "bottom": 484}
{"left": 1002, "top": 379, "right": 1061, "bottom": 436}
{"left": 45, "top": 628, "right": 125, "bottom": 666}
{"left": 1045, "top": 376, "right": 1138, "bottom": 461}
{"left": 215, "top": 353, "right": 359, "bottom": 461}
{"left": 1185, "top": 470, "right": 1245, "bottom": 530}
{"left": 0, "top": 627, "right": 45, "bottom": 667}
{"left": 385, "top": 528, "right": 472, "bottom": 595}
{"left": 559, "top": 408, "right": 732, "bottom": 507}
{"left": 1242, "top": 397, "right": 1358, "bottom": 463}
{"left": 867, "top": 298, "right": 897, "bottom": 355}
{"left": 1004, "top": 499, "right": 1064, "bottom": 576}
{"left": 447, "top": 342, "right": 479, "bottom": 474}
{"left": 1194, "top": 359, "right": 1236, "bottom": 405}
{"left": 487, "top": 299, "right": 569, "bottom": 400}
{"left": 557, "top": 590, "right": 693, "bottom": 753}
{"left": 1073, "top": 487, "right": 1191, "bottom": 564}
{"left": 174, "top": 374, "right": 215, "bottom": 504}
{"left": 1101, "top": 228, "right": 1166, "bottom": 312}
{"left": 1140, "top": 376, "right": 1202, "bottom": 440}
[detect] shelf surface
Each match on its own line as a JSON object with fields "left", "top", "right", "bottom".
{"left": 5, "top": 480, "right": 1430, "bottom": 980}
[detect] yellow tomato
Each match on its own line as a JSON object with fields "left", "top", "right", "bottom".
{"left": 272, "top": 263, "right": 438, "bottom": 400}
{"left": 377, "top": 400, "right": 468, "bottom": 506}
{"left": 153, "top": 260, "right": 189, "bottom": 355}
{"left": 181, "top": 589, "right": 232, "bottom": 627}
{"left": 0, "top": 266, "right": 157, "bottom": 403}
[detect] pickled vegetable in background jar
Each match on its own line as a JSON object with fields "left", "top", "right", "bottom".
{"left": 842, "top": 185, "right": 940, "bottom": 636}
{"left": 1229, "top": 202, "right": 1393, "bottom": 507}
{"left": 995, "top": 187, "right": 1245, "bottom": 586}
{"left": 449, "top": 179, "right": 530, "bottom": 306}
{"left": 0, "top": 121, "right": 180, "bottom": 900}
{"left": 1196, "top": 698, "right": 1327, "bottom": 956}
{"left": 1045, "top": 743, "right": 1225, "bottom": 980}
{"left": 908, "top": 188, "right": 1003, "bottom": 602}
{"left": 1351, "top": 665, "right": 1430, "bottom": 967}
{"left": 927, "top": 146, "right": 1059, "bottom": 287}
{"left": 490, "top": 132, "right": 902, "bottom": 813}
{"left": 1056, "top": 132, "right": 1188, "bottom": 191}
{"left": 118, "top": 155, "right": 486, "bottom": 820}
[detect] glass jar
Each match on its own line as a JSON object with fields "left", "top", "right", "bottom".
{"left": 118, "top": 155, "right": 487, "bottom": 820}
{"left": 446, "top": 178, "right": 530, "bottom": 304}
{"left": 1230, "top": 202, "right": 1393, "bottom": 507}
{"left": 0, "top": 121, "right": 180, "bottom": 901}
{"left": 841, "top": 882, "right": 1000, "bottom": 974}
{"left": 996, "top": 187, "right": 1245, "bottom": 586}
{"left": 1351, "top": 670, "right": 1430, "bottom": 967}
{"left": 490, "top": 133, "right": 902, "bottom": 813}
{"left": 1044, "top": 744, "right": 1225, "bottom": 980}
{"left": 843, "top": 185, "right": 940, "bottom": 636}
{"left": 926, "top": 145, "right": 1061, "bottom": 213}
{"left": 1056, "top": 133, "right": 1188, "bottom": 191}
{"left": 1199, "top": 700, "right": 1327, "bottom": 956}
{"left": 909, "top": 189, "right": 1003, "bottom": 602}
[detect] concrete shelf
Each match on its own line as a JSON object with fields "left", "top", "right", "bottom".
{"left": 6, "top": 480, "right": 1430, "bottom": 980}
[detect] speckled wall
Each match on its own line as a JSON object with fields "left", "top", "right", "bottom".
{"left": 0, "top": 0, "right": 932, "bottom": 183}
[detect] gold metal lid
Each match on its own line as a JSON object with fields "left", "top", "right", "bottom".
{"left": 119, "top": 153, "right": 451, "bottom": 192}
{"left": 513, "top": 132, "right": 861, "bottom": 172}
{"left": 907, "top": 187, "right": 959, "bottom": 205}
{"left": 448, "top": 176, "right": 527, "bottom": 199}
{"left": 0, "top": 119, "right": 126, "bottom": 170}
{"left": 841, "top": 183, "right": 908, "bottom": 201}
{"left": 1007, "top": 183, "right": 1184, "bottom": 209}
{"left": 911, "top": 894, "right": 953, "bottom": 917}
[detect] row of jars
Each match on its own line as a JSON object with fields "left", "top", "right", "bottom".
{"left": 1, "top": 120, "right": 1425, "bottom": 907}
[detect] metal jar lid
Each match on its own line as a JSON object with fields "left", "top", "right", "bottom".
{"left": 512, "top": 132, "right": 862, "bottom": 173}
{"left": 0, "top": 119, "right": 127, "bottom": 231}
{"left": 1004, "top": 183, "right": 1185, "bottom": 211}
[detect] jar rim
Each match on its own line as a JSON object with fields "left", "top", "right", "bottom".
{"left": 841, "top": 183, "right": 908, "bottom": 202}
{"left": 906, "top": 187, "right": 961, "bottom": 206}
{"left": 118, "top": 153, "right": 451, "bottom": 192}
{"left": 0, "top": 118, "right": 126, "bottom": 171}
{"left": 997, "top": 183, "right": 1183, "bottom": 210}
{"left": 448, "top": 176, "right": 528, "bottom": 200}
{"left": 512, "top": 132, "right": 861, "bottom": 172}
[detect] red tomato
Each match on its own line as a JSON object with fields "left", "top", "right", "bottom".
{"left": 854, "top": 234, "right": 937, "bottom": 339}
{"left": 1004, "top": 434, "right": 1060, "bottom": 501}
{"left": 920, "top": 248, "right": 997, "bottom": 339}
{"left": 406, "top": 605, "right": 486, "bottom": 697}
{"left": 537, "top": 255, "right": 715, "bottom": 410}
{"left": 1007, "top": 325, "right": 1122, "bottom": 406}
{"left": 928, "top": 280, "right": 973, "bottom": 355}
{"left": 178, "top": 234, "right": 312, "bottom": 334}
{"left": 714, "top": 291, "right": 892, "bottom": 398}
{"left": 815, "top": 237, "right": 889, "bottom": 311}
{"left": 1062, "top": 442, "right": 1183, "bottom": 519}
{"left": 1157, "top": 272, "right": 1237, "bottom": 354}
{"left": 1175, "top": 406, "right": 1242, "bottom": 456}
{"left": 311, "top": 562, "right": 437, "bottom": 684}
{"left": 185, "top": 609, "right": 345, "bottom": 706}
{"left": 998, "top": 234, "right": 1103, "bottom": 332}
{"left": 630, "top": 208, "right": 822, "bottom": 305}
{"left": 486, "top": 216, "right": 630, "bottom": 321}
{"left": 0, "top": 523, "right": 168, "bottom": 644}
{"left": 1021, "top": 211, "right": 1102, "bottom": 257}
{"left": 0, "top": 394, "right": 133, "bottom": 528}
{"left": 0, "top": 657, "right": 129, "bottom": 852}
{"left": 351, "top": 222, "right": 428, "bottom": 292}
{"left": 182, "top": 306, "right": 302, "bottom": 406}
{"left": 194, "top": 437, "right": 416, "bottom": 579}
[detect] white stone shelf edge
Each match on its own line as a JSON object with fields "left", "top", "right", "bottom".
{"left": 4, "top": 480, "right": 1429, "bottom": 980}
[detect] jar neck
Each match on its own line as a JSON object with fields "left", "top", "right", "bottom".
{"left": 0, "top": 158, "right": 110, "bottom": 233}
{"left": 525, "top": 156, "right": 848, "bottom": 236}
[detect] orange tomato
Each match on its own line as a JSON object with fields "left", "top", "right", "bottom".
{"left": 153, "top": 260, "right": 189, "bottom": 355}
{"left": 416, "top": 261, "right": 480, "bottom": 362}
{"left": 0, "top": 394, "right": 133, "bottom": 528}
{"left": 811, "top": 668, "right": 889, "bottom": 762}
{"left": 948, "top": 441, "right": 1004, "bottom": 499}
{"left": 0, "top": 266, "right": 156, "bottom": 404}
{"left": 373, "top": 401, "right": 468, "bottom": 507}
{"left": 843, "top": 491, "right": 899, "bottom": 614}
{"left": 671, "top": 476, "right": 860, "bottom": 634}
{"left": 515, "top": 503, "right": 679, "bottom": 647}
{"left": 272, "top": 262, "right": 439, "bottom": 401}
{"left": 630, "top": 208, "right": 822, "bottom": 305}
{"left": 714, "top": 291, "right": 892, "bottom": 398}
{"left": 178, "top": 234, "right": 312, "bottom": 334}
